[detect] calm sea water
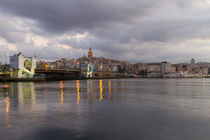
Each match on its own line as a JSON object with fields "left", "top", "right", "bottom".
{"left": 1, "top": 79, "right": 210, "bottom": 140}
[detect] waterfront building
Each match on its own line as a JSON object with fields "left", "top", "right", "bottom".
{"left": 10, "top": 53, "right": 36, "bottom": 78}
{"left": 197, "top": 62, "right": 210, "bottom": 67}
{"left": 174, "top": 63, "right": 190, "bottom": 74}
{"left": 147, "top": 61, "right": 175, "bottom": 78}
{"left": 58, "top": 58, "right": 78, "bottom": 70}
{"left": 37, "top": 48, "right": 123, "bottom": 74}
{"left": 80, "top": 61, "right": 88, "bottom": 71}
{"left": 189, "top": 65, "right": 201, "bottom": 74}
{"left": 161, "top": 61, "right": 176, "bottom": 74}
{"left": 78, "top": 49, "right": 122, "bottom": 73}
{"left": 36, "top": 60, "right": 46, "bottom": 68}
{"left": 147, "top": 63, "right": 162, "bottom": 78}
{"left": 119, "top": 61, "right": 131, "bottom": 73}
{"left": 132, "top": 63, "right": 147, "bottom": 76}
{"left": 34, "top": 48, "right": 210, "bottom": 77}
{"left": 200, "top": 66, "right": 209, "bottom": 75}
{"left": 36, "top": 60, "right": 56, "bottom": 69}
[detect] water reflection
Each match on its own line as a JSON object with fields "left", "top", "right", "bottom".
{"left": 0, "top": 80, "right": 125, "bottom": 109}
{"left": 94, "top": 85, "right": 97, "bottom": 100}
{"left": 0, "top": 79, "right": 129, "bottom": 139}
{"left": 3, "top": 83, "right": 9, "bottom": 88}
{"left": 202, "top": 79, "right": 206, "bottom": 96}
{"left": 1, "top": 79, "right": 210, "bottom": 140}
{"left": 5, "top": 96, "right": 10, "bottom": 113}
{"left": 1, "top": 84, "right": 12, "bottom": 128}
{"left": 87, "top": 80, "right": 93, "bottom": 104}
{"left": 60, "top": 81, "right": 64, "bottom": 104}
{"left": 18, "top": 82, "right": 36, "bottom": 111}
{"left": 99, "top": 80, "right": 103, "bottom": 101}
{"left": 108, "top": 80, "right": 111, "bottom": 101}
{"left": 0, "top": 79, "right": 126, "bottom": 129}
{"left": 0, "top": 82, "right": 37, "bottom": 129}
{"left": 121, "top": 79, "right": 125, "bottom": 96}
{"left": 76, "top": 80, "right": 80, "bottom": 104}
{"left": 4, "top": 95, "right": 12, "bottom": 128}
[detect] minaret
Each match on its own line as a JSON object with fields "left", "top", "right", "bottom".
{"left": 88, "top": 48, "right": 93, "bottom": 59}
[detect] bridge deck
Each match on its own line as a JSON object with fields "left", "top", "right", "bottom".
{"left": 35, "top": 69, "right": 81, "bottom": 74}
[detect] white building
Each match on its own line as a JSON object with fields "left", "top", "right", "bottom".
{"left": 10, "top": 53, "right": 36, "bottom": 78}
{"left": 147, "top": 63, "right": 162, "bottom": 78}
{"left": 161, "top": 61, "right": 176, "bottom": 74}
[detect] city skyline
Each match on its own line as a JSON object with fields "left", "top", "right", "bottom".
{"left": 0, "top": 48, "right": 208, "bottom": 65}
{"left": 1, "top": 1, "right": 210, "bottom": 63}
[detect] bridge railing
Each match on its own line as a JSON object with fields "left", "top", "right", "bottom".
{"left": 36, "top": 68, "right": 80, "bottom": 71}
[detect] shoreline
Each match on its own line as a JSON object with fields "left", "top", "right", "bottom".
{"left": 0, "top": 76, "right": 207, "bottom": 82}
{"left": 0, "top": 76, "right": 135, "bottom": 82}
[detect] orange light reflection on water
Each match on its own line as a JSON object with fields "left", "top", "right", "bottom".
{"left": 4, "top": 95, "right": 12, "bottom": 128}
{"left": 76, "top": 80, "right": 80, "bottom": 104}
{"left": 5, "top": 97, "right": 9, "bottom": 113}
{"left": 108, "top": 80, "right": 111, "bottom": 101}
{"left": 60, "top": 81, "right": 64, "bottom": 104}
{"left": 3, "top": 83, "right": 9, "bottom": 88}
{"left": 99, "top": 80, "right": 103, "bottom": 101}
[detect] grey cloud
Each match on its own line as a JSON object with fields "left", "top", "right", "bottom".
{"left": 0, "top": 0, "right": 201, "bottom": 34}
{"left": 0, "top": 15, "right": 25, "bottom": 43}
{"left": 0, "top": 0, "right": 210, "bottom": 63}
{"left": 0, "top": 0, "right": 158, "bottom": 33}
{"left": 90, "top": 14, "right": 210, "bottom": 43}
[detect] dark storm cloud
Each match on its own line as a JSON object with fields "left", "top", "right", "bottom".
{"left": 0, "top": 0, "right": 157, "bottom": 33}
{"left": 0, "top": 0, "right": 210, "bottom": 62}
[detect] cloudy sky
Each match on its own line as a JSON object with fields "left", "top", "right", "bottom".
{"left": 0, "top": 0, "right": 210, "bottom": 63}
